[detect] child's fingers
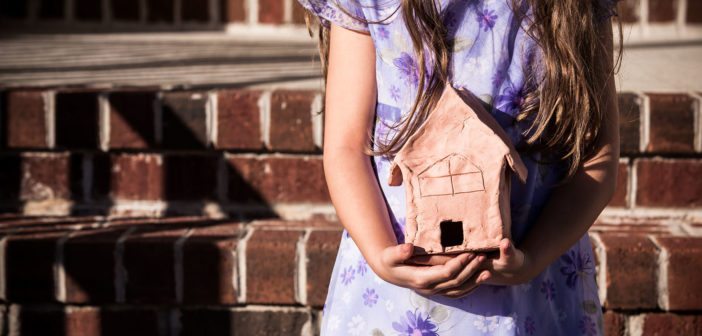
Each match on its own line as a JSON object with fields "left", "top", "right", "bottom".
{"left": 438, "top": 270, "right": 491, "bottom": 298}
{"left": 427, "top": 254, "right": 486, "bottom": 292}
{"left": 407, "top": 252, "right": 472, "bottom": 266}
{"left": 383, "top": 243, "right": 414, "bottom": 266}
{"left": 397, "top": 253, "right": 472, "bottom": 290}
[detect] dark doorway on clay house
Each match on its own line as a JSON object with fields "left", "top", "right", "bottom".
{"left": 440, "top": 220, "right": 464, "bottom": 247}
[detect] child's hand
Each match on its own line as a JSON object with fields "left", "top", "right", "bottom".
{"left": 371, "top": 243, "right": 489, "bottom": 298}
{"left": 480, "top": 238, "right": 532, "bottom": 286}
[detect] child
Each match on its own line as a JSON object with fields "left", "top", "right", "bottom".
{"left": 297, "top": 0, "right": 622, "bottom": 334}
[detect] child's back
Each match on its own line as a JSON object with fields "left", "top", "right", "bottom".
{"left": 298, "top": 0, "right": 621, "bottom": 334}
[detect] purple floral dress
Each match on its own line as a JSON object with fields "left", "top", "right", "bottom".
{"left": 296, "top": 0, "right": 621, "bottom": 334}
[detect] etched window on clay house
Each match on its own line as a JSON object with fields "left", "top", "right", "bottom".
{"left": 417, "top": 154, "right": 485, "bottom": 197}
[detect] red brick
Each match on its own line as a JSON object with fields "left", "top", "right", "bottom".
{"left": 161, "top": 91, "right": 209, "bottom": 149}
{"left": 123, "top": 226, "right": 188, "bottom": 304}
{"left": 63, "top": 227, "right": 127, "bottom": 303}
{"left": 19, "top": 152, "right": 71, "bottom": 201}
{"left": 616, "top": 0, "right": 640, "bottom": 23}
{"left": 258, "top": 0, "right": 284, "bottom": 24}
{"left": 648, "top": 0, "right": 677, "bottom": 22}
{"left": 111, "top": 153, "right": 164, "bottom": 200}
{"left": 5, "top": 229, "right": 71, "bottom": 301}
{"left": 181, "top": 0, "right": 209, "bottom": 22}
{"left": 655, "top": 236, "right": 702, "bottom": 310}
{"left": 608, "top": 161, "right": 628, "bottom": 207}
{"left": 0, "top": 1, "right": 28, "bottom": 19}
{"left": 636, "top": 159, "right": 702, "bottom": 207}
{"left": 618, "top": 93, "right": 640, "bottom": 154}
{"left": 14, "top": 306, "right": 103, "bottom": 336}
{"left": 292, "top": 0, "right": 308, "bottom": 24}
{"left": 642, "top": 313, "right": 702, "bottom": 336}
{"left": 55, "top": 90, "right": 101, "bottom": 149}
{"left": 100, "top": 307, "right": 168, "bottom": 336}
{"left": 162, "top": 154, "right": 218, "bottom": 201}
{"left": 646, "top": 93, "right": 695, "bottom": 153}
{"left": 180, "top": 308, "right": 310, "bottom": 336}
{"left": 216, "top": 89, "right": 264, "bottom": 150}
{"left": 91, "top": 152, "right": 114, "bottom": 201}
{"left": 74, "top": 0, "right": 102, "bottom": 21}
{"left": 146, "top": 0, "right": 174, "bottom": 23}
{"left": 598, "top": 233, "right": 658, "bottom": 309}
{"left": 268, "top": 90, "right": 316, "bottom": 152}
{"left": 246, "top": 229, "right": 302, "bottom": 304}
{"left": 306, "top": 230, "right": 342, "bottom": 306}
{"left": 4, "top": 90, "right": 48, "bottom": 149}
{"left": 0, "top": 154, "right": 21, "bottom": 200}
{"left": 603, "top": 311, "right": 625, "bottom": 336}
{"left": 182, "top": 221, "right": 244, "bottom": 304}
{"left": 220, "top": 0, "right": 245, "bottom": 23}
{"left": 39, "top": 0, "right": 64, "bottom": 19}
{"left": 688, "top": 0, "right": 702, "bottom": 23}
{"left": 108, "top": 90, "right": 158, "bottom": 149}
{"left": 111, "top": 0, "right": 139, "bottom": 21}
{"left": 226, "top": 155, "right": 330, "bottom": 203}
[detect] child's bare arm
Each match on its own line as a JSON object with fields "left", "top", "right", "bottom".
{"left": 322, "top": 22, "right": 487, "bottom": 297}
{"left": 482, "top": 19, "right": 621, "bottom": 285}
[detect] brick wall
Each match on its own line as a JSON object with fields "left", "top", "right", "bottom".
{"left": 1, "top": 0, "right": 701, "bottom": 32}
{"left": 0, "top": 84, "right": 701, "bottom": 335}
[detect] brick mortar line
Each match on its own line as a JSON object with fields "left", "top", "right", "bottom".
{"left": 207, "top": 90, "right": 218, "bottom": 148}
{"left": 647, "top": 235, "right": 669, "bottom": 311}
{"left": 638, "top": 91, "right": 650, "bottom": 153}
{"left": 54, "top": 228, "right": 81, "bottom": 303}
{"left": 208, "top": 0, "right": 219, "bottom": 25}
{"left": 630, "top": 157, "right": 638, "bottom": 209}
{"left": 236, "top": 226, "right": 255, "bottom": 304}
{"left": 259, "top": 90, "right": 271, "bottom": 149}
{"left": 114, "top": 226, "right": 138, "bottom": 303}
{"left": 295, "top": 229, "right": 312, "bottom": 306}
{"left": 99, "top": 92, "right": 110, "bottom": 152}
{"left": 690, "top": 92, "right": 702, "bottom": 153}
{"left": 174, "top": 227, "right": 194, "bottom": 304}
{"left": 640, "top": 0, "right": 649, "bottom": 36}
{"left": 627, "top": 313, "right": 645, "bottom": 336}
{"left": 246, "top": 0, "right": 257, "bottom": 24}
{"left": 43, "top": 90, "right": 55, "bottom": 149}
{"left": 312, "top": 92, "right": 323, "bottom": 149}
{"left": 589, "top": 232, "right": 608, "bottom": 307}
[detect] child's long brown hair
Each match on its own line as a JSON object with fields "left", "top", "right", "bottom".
{"left": 303, "top": 0, "right": 623, "bottom": 183}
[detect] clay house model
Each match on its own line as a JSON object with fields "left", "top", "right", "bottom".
{"left": 387, "top": 83, "right": 528, "bottom": 255}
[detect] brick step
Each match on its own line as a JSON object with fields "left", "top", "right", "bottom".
{"left": 0, "top": 215, "right": 700, "bottom": 335}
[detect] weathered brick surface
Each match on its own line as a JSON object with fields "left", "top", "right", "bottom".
{"left": 162, "top": 154, "right": 218, "bottom": 200}
{"left": 648, "top": 0, "right": 676, "bottom": 22}
{"left": 4, "top": 90, "right": 47, "bottom": 149}
{"left": 147, "top": 0, "right": 174, "bottom": 23}
{"left": 0, "top": 0, "right": 28, "bottom": 18}
{"left": 63, "top": 227, "right": 127, "bottom": 303}
{"left": 688, "top": 0, "right": 702, "bottom": 23}
{"left": 38, "top": 0, "right": 64, "bottom": 19}
{"left": 226, "top": 155, "right": 330, "bottom": 203}
{"left": 111, "top": 153, "right": 164, "bottom": 200}
{"left": 220, "top": 0, "right": 246, "bottom": 23}
{"left": 603, "top": 311, "right": 625, "bottom": 336}
{"left": 636, "top": 159, "right": 702, "bottom": 207}
{"left": 646, "top": 93, "right": 695, "bottom": 153}
{"left": 246, "top": 229, "right": 301, "bottom": 304}
{"left": 216, "top": 89, "right": 264, "bottom": 150}
{"left": 618, "top": 93, "right": 640, "bottom": 153}
{"left": 55, "top": 90, "right": 101, "bottom": 149}
{"left": 608, "top": 161, "right": 628, "bottom": 207}
{"left": 182, "top": 0, "right": 209, "bottom": 22}
{"left": 123, "top": 226, "right": 188, "bottom": 304}
{"left": 100, "top": 307, "right": 169, "bottom": 336}
{"left": 268, "top": 90, "right": 316, "bottom": 152}
{"left": 111, "top": 0, "right": 140, "bottom": 21}
{"left": 599, "top": 233, "right": 658, "bottom": 309}
{"left": 258, "top": 0, "right": 285, "bottom": 24}
{"left": 108, "top": 90, "right": 158, "bottom": 149}
{"left": 161, "top": 91, "right": 209, "bottom": 149}
{"left": 180, "top": 308, "right": 310, "bottom": 336}
{"left": 616, "top": 0, "right": 640, "bottom": 23}
{"left": 306, "top": 229, "right": 342, "bottom": 306}
{"left": 182, "top": 221, "right": 243, "bottom": 304}
{"left": 19, "top": 153, "right": 72, "bottom": 201}
{"left": 655, "top": 237, "right": 702, "bottom": 310}
{"left": 642, "top": 313, "right": 702, "bottom": 336}
{"left": 4, "top": 229, "right": 70, "bottom": 302}
{"left": 74, "top": 0, "right": 102, "bottom": 21}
